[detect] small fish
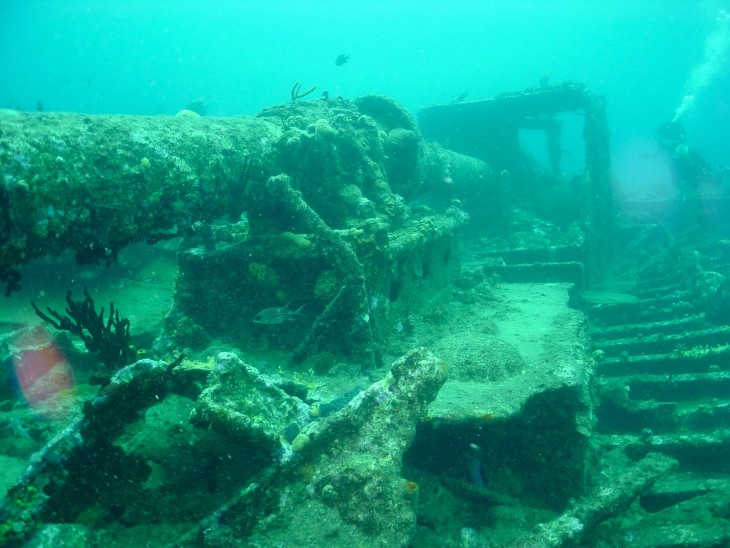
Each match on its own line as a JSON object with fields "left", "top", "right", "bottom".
{"left": 335, "top": 54, "right": 350, "bottom": 66}
{"left": 451, "top": 91, "right": 468, "bottom": 104}
{"left": 253, "top": 303, "right": 306, "bottom": 325}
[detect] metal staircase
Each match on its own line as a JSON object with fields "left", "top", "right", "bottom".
{"left": 586, "top": 230, "right": 730, "bottom": 546}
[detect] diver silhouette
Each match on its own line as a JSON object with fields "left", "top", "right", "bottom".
{"left": 656, "top": 120, "right": 717, "bottom": 201}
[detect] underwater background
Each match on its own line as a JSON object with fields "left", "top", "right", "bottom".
{"left": 2, "top": 0, "right": 729, "bottom": 175}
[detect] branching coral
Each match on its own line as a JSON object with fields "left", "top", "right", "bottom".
{"left": 31, "top": 289, "right": 136, "bottom": 371}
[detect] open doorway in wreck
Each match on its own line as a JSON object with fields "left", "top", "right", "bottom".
{"left": 418, "top": 82, "right": 612, "bottom": 289}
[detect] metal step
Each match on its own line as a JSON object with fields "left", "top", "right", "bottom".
{"left": 586, "top": 293, "right": 699, "bottom": 326}
{"left": 590, "top": 315, "right": 706, "bottom": 342}
{"left": 596, "top": 345, "right": 730, "bottom": 376}
{"left": 595, "top": 393, "right": 730, "bottom": 435}
{"left": 597, "top": 430, "right": 730, "bottom": 470}
{"left": 593, "top": 325, "right": 730, "bottom": 357}
{"left": 481, "top": 261, "right": 585, "bottom": 287}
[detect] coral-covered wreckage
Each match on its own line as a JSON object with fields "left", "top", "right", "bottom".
{"left": 1, "top": 85, "right": 728, "bottom": 546}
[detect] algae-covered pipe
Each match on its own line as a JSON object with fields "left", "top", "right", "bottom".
{"left": 0, "top": 110, "right": 281, "bottom": 293}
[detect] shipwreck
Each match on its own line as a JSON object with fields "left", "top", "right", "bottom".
{"left": 1, "top": 83, "right": 729, "bottom": 546}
